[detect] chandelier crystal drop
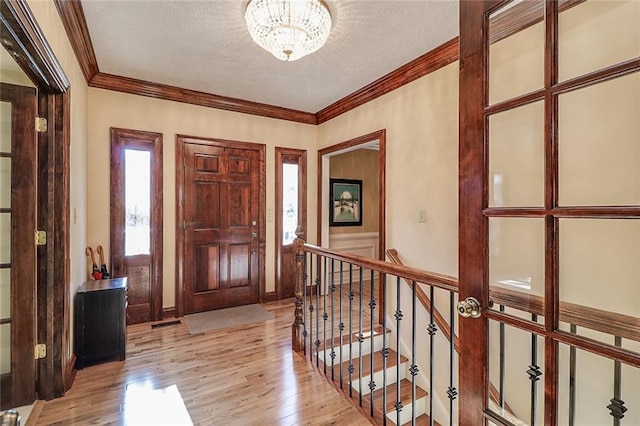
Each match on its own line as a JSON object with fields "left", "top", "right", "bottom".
{"left": 244, "top": 0, "right": 332, "bottom": 62}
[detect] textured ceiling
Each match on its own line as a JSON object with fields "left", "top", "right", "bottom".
{"left": 81, "top": 0, "right": 459, "bottom": 113}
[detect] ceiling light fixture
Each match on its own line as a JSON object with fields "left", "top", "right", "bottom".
{"left": 244, "top": 0, "right": 332, "bottom": 62}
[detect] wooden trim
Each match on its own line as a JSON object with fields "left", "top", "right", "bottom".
{"left": 91, "top": 72, "right": 317, "bottom": 125}
{"left": 110, "top": 128, "right": 164, "bottom": 322}
{"left": 175, "top": 135, "right": 266, "bottom": 315}
{"left": 0, "top": 0, "right": 70, "bottom": 92}
{"left": 316, "top": 38, "right": 459, "bottom": 124}
{"left": 162, "top": 307, "right": 176, "bottom": 320}
{"left": 64, "top": 353, "right": 76, "bottom": 391}
{"left": 262, "top": 292, "right": 278, "bottom": 303}
{"left": 52, "top": 0, "right": 99, "bottom": 82}
{"left": 458, "top": 0, "right": 488, "bottom": 423}
{"left": 275, "top": 147, "right": 307, "bottom": 300}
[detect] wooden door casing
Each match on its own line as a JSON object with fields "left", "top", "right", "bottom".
{"left": 110, "top": 128, "right": 163, "bottom": 324}
{"left": 177, "top": 136, "right": 265, "bottom": 315}
{"left": 275, "top": 148, "right": 307, "bottom": 300}
{"left": 0, "top": 82, "right": 37, "bottom": 409}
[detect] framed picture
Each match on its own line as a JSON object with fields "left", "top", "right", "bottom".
{"left": 329, "top": 178, "right": 362, "bottom": 226}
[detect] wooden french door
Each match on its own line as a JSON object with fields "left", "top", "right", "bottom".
{"left": 178, "top": 136, "right": 264, "bottom": 314}
{"left": 110, "top": 128, "right": 163, "bottom": 324}
{"left": 0, "top": 83, "right": 37, "bottom": 409}
{"left": 459, "top": 1, "right": 640, "bottom": 424}
{"left": 275, "top": 148, "right": 307, "bottom": 300}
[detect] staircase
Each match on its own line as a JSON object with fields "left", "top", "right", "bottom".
{"left": 311, "top": 325, "right": 440, "bottom": 426}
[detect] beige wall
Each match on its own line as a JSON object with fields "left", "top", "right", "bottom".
{"left": 26, "top": 0, "right": 90, "bottom": 362}
{"left": 87, "top": 89, "right": 317, "bottom": 307}
{"left": 329, "top": 148, "right": 379, "bottom": 235}
{"left": 318, "top": 62, "right": 460, "bottom": 277}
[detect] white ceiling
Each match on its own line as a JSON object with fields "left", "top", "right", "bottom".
{"left": 81, "top": 0, "right": 459, "bottom": 113}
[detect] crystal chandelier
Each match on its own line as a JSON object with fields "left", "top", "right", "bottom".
{"left": 244, "top": 0, "right": 332, "bottom": 62}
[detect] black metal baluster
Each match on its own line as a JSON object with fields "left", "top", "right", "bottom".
{"left": 428, "top": 286, "right": 436, "bottom": 426}
{"left": 323, "top": 256, "right": 328, "bottom": 374}
{"left": 395, "top": 276, "right": 403, "bottom": 426}
{"left": 607, "top": 336, "right": 627, "bottom": 425}
{"left": 369, "top": 269, "right": 376, "bottom": 417}
{"left": 339, "top": 261, "right": 344, "bottom": 388}
{"left": 410, "top": 281, "right": 418, "bottom": 425}
{"left": 528, "top": 314, "right": 541, "bottom": 426}
{"left": 302, "top": 253, "right": 313, "bottom": 359}
{"left": 348, "top": 263, "right": 354, "bottom": 398}
{"left": 307, "top": 254, "right": 313, "bottom": 360}
{"left": 500, "top": 304, "right": 506, "bottom": 409}
{"left": 315, "top": 254, "right": 321, "bottom": 367}
{"left": 381, "top": 273, "right": 388, "bottom": 426}
{"left": 330, "top": 259, "right": 336, "bottom": 381}
{"left": 447, "top": 292, "right": 457, "bottom": 426}
{"left": 358, "top": 266, "right": 364, "bottom": 407}
{"left": 302, "top": 252, "right": 308, "bottom": 356}
{"left": 569, "top": 324, "right": 577, "bottom": 426}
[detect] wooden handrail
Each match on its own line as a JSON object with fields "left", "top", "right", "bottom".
{"left": 301, "top": 242, "right": 459, "bottom": 293}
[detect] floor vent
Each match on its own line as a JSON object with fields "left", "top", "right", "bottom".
{"left": 151, "top": 320, "right": 181, "bottom": 329}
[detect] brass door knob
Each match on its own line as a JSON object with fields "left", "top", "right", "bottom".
{"left": 457, "top": 297, "right": 482, "bottom": 318}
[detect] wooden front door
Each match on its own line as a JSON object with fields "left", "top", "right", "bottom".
{"left": 275, "top": 148, "right": 307, "bottom": 300}
{"left": 0, "top": 82, "right": 37, "bottom": 409}
{"left": 459, "top": 1, "right": 640, "bottom": 424}
{"left": 179, "top": 137, "right": 264, "bottom": 314}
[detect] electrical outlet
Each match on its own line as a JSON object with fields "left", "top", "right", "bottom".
{"left": 418, "top": 210, "right": 426, "bottom": 223}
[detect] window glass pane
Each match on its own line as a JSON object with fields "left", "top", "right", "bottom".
{"left": 489, "top": 0, "right": 545, "bottom": 105}
{"left": 559, "top": 219, "right": 640, "bottom": 346}
{"left": 125, "top": 149, "right": 151, "bottom": 256}
{"left": 489, "top": 101, "right": 544, "bottom": 207}
{"left": 559, "top": 0, "right": 640, "bottom": 82}
{"left": 0, "top": 213, "right": 10, "bottom": 264}
{"left": 0, "top": 323, "right": 10, "bottom": 374}
{"left": 489, "top": 218, "right": 545, "bottom": 321}
{"left": 0, "top": 269, "right": 9, "bottom": 319}
{"left": 558, "top": 72, "right": 640, "bottom": 206}
{"left": 0, "top": 158, "right": 10, "bottom": 209}
{"left": 0, "top": 102, "right": 10, "bottom": 152}
{"left": 282, "top": 163, "right": 298, "bottom": 245}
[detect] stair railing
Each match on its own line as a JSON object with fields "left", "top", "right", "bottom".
{"left": 292, "top": 236, "right": 458, "bottom": 425}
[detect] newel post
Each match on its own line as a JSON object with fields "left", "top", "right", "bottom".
{"left": 292, "top": 226, "right": 305, "bottom": 353}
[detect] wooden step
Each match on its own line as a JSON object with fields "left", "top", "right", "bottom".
{"left": 401, "top": 413, "right": 442, "bottom": 426}
{"left": 341, "top": 348, "right": 408, "bottom": 380}
{"left": 364, "top": 378, "right": 427, "bottom": 413}
{"left": 317, "top": 324, "right": 389, "bottom": 351}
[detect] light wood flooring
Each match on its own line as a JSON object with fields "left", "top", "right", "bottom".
{"left": 33, "top": 300, "right": 371, "bottom": 425}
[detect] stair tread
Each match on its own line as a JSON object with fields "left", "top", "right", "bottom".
{"left": 364, "top": 378, "right": 427, "bottom": 413}
{"left": 317, "top": 324, "right": 390, "bottom": 351}
{"left": 339, "top": 348, "right": 408, "bottom": 380}
{"left": 400, "top": 414, "right": 442, "bottom": 426}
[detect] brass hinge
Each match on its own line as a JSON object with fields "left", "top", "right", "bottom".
{"left": 35, "top": 230, "right": 46, "bottom": 246}
{"left": 35, "top": 117, "right": 47, "bottom": 133}
{"left": 34, "top": 343, "right": 46, "bottom": 360}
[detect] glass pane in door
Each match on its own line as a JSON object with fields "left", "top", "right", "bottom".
{"left": 0, "top": 323, "right": 10, "bottom": 375}
{"left": 282, "top": 163, "right": 299, "bottom": 245}
{"left": 558, "top": 0, "right": 640, "bottom": 82}
{"left": 489, "top": 0, "right": 545, "bottom": 105}
{"left": 489, "top": 101, "right": 545, "bottom": 207}
{"left": 558, "top": 72, "right": 640, "bottom": 206}
{"left": 489, "top": 319, "right": 545, "bottom": 425}
{"left": 489, "top": 218, "right": 545, "bottom": 322}
{"left": 125, "top": 149, "right": 151, "bottom": 256}
{"left": 558, "top": 218, "right": 640, "bottom": 346}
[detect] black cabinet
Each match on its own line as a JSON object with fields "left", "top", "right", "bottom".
{"left": 74, "top": 277, "right": 127, "bottom": 369}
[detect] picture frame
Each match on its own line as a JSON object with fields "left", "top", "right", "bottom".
{"left": 329, "top": 178, "right": 362, "bottom": 226}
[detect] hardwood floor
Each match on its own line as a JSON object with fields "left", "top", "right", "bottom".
{"left": 34, "top": 300, "right": 371, "bottom": 425}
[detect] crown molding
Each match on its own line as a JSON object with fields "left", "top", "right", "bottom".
{"left": 53, "top": 0, "right": 98, "bottom": 83}
{"left": 315, "top": 37, "right": 459, "bottom": 124}
{"left": 90, "top": 72, "right": 318, "bottom": 124}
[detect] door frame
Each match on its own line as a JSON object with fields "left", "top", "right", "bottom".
{"left": 110, "top": 127, "right": 163, "bottom": 323}
{"left": 317, "top": 129, "right": 386, "bottom": 261}
{"left": 274, "top": 147, "right": 307, "bottom": 300}
{"left": 175, "top": 135, "right": 266, "bottom": 318}
{"left": 1, "top": 0, "right": 72, "bottom": 399}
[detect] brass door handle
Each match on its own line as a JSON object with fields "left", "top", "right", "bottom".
{"left": 457, "top": 297, "right": 482, "bottom": 318}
